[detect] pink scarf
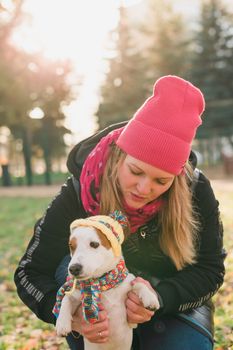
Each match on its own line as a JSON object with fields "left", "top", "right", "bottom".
{"left": 80, "top": 127, "right": 163, "bottom": 233}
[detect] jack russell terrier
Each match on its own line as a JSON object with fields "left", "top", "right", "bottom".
{"left": 53, "top": 211, "right": 160, "bottom": 350}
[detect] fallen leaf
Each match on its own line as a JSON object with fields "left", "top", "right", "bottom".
{"left": 21, "top": 338, "right": 38, "bottom": 350}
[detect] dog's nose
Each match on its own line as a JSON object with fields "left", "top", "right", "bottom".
{"left": 69, "top": 263, "right": 83, "bottom": 276}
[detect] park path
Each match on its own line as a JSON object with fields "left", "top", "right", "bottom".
{"left": 0, "top": 179, "right": 233, "bottom": 197}
{"left": 0, "top": 184, "right": 61, "bottom": 197}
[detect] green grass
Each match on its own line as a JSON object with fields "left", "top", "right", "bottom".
{"left": 0, "top": 188, "right": 232, "bottom": 349}
{"left": 0, "top": 197, "right": 67, "bottom": 350}
{"left": 1, "top": 171, "right": 69, "bottom": 187}
{"left": 211, "top": 187, "right": 233, "bottom": 350}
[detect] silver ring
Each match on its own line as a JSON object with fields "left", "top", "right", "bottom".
{"left": 98, "top": 331, "right": 102, "bottom": 338}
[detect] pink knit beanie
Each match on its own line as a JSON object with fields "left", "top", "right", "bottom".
{"left": 116, "top": 75, "right": 205, "bottom": 175}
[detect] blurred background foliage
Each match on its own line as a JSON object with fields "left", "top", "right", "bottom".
{"left": 1, "top": 0, "right": 233, "bottom": 187}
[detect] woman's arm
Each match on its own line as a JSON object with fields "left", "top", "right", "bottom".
{"left": 124, "top": 172, "right": 225, "bottom": 317}
{"left": 155, "top": 172, "right": 226, "bottom": 315}
{"left": 14, "top": 177, "right": 81, "bottom": 324}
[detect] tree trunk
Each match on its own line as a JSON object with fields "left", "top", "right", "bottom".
{"left": 41, "top": 122, "right": 51, "bottom": 185}
{"left": 44, "top": 150, "right": 52, "bottom": 185}
{"left": 227, "top": 136, "right": 233, "bottom": 149}
{"left": 1, "top": 164, "right": 12, "bottom": 186}
{"left": 21, "top": 127, "right": 33, "bottom": 186}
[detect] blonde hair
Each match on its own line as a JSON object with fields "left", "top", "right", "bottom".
{"left": 158, "top": 163, "right": 199, "bottom": 270}
{"left": 99, "top": 144, "right": 199, "bottom": 270}
{"left": 100, "top": 143, "right": 126, "bottom": 214}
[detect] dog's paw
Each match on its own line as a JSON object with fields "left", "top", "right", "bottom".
{"left": 132, "top": 282, "right": 160, "bottom": 311}
{"left": 56, "top": 316, "right": 72, "bottom": 337}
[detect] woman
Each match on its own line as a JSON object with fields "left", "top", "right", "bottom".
{"left": 14, "top": 76, "right": 225, "bottom": 350}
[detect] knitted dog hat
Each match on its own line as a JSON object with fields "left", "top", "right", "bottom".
{"left": 116, "top": 75, "right": 205, "bottom": 175}
{"left": 70, "top": 211, "right": 128, "bottom": 257}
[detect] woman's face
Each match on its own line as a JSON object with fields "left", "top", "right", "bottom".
{"left": 117, "top": 155, "right": 175, "bottom": 209}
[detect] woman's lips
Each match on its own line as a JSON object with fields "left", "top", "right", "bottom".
{"left": 130, "top": 192, "right": 147, "bottom": 202}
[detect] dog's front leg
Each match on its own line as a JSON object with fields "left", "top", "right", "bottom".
{"left": 131, "top": 281, "right": 160, "bottom": 311}
{"left": 56, "top": 290, "right": 81, "bottom": 337}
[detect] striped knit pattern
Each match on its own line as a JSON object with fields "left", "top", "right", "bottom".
{"left": 109, "top": 210, "right": 129, "bottom": 229}
{"left": 53, "top": 259, "right": 128, "bottom": 323}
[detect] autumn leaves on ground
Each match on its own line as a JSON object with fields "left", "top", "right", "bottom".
{"left": 0, "top": 180, "right": 232, "bottom": 350}
{"left": 0, "top": 197, "right": 67, "bottom": 350}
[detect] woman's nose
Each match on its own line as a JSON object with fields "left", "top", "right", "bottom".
{"left": 137, "top": 178, "right": 152, "bottom": 195}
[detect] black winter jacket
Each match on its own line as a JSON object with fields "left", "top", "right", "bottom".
{"left": 14, "top": 122, "right": 225, "bottom": 330}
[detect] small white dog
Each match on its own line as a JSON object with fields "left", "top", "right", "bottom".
{"left": 54, "top": 211, "right": 159, "bottom": 350}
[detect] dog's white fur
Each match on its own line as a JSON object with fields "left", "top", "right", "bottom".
{"left": 56, "top": 226, "right": 160, "bottom": 350}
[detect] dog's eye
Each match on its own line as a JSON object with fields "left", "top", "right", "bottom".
{"left": 90, "top": 241, "right": 100, "bottom": 249}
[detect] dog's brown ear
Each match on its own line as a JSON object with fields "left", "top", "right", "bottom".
{"left": 69, "top": 237, "right": 77, "bottom": 255}
{"left": 95, "top": 228, "right": 111, "bottom": 250}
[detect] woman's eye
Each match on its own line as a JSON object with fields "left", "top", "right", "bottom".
{"left": 90, "top": 241, "right": 100, "bottom": 249}
{"left": 130, "top": 168, "right": 141, "bottom": 176}
{"left": 155, "top": 179, "right": 167, "bottom": 186}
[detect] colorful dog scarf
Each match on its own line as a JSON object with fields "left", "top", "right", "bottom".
{"left": 53, "top": 259, "right": 128, "bottom": 324}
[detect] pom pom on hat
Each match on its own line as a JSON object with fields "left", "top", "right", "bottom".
{"left": 70, "top": 211, "right": 128, "bottom": 257}
{"left": 109, "top": 210, "right": 129, "bottom": 229}
{"left": 116, "top": 75, "right": 205, "bottom": 175}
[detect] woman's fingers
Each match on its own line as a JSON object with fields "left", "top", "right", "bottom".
{"left": 126, "top": 291, "right": 154, "bottom": 323}
{"left": 80, "top": 308, "right": 109, "bottom": 343}
{"left": 89, "top": 329, "right": 109, "bottom": 344}
{"left": 71, "top": 303, "right": 109, "bottom": 343}
{"left": 127, "top": 290, "right": 142, "bottom": 305}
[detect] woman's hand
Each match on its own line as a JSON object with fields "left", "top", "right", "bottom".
{"left": 126, "top": 277, "right": 156, "bottom": 324}
{"left": 72, "top": 304, "right": 109, "bottom": 343}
